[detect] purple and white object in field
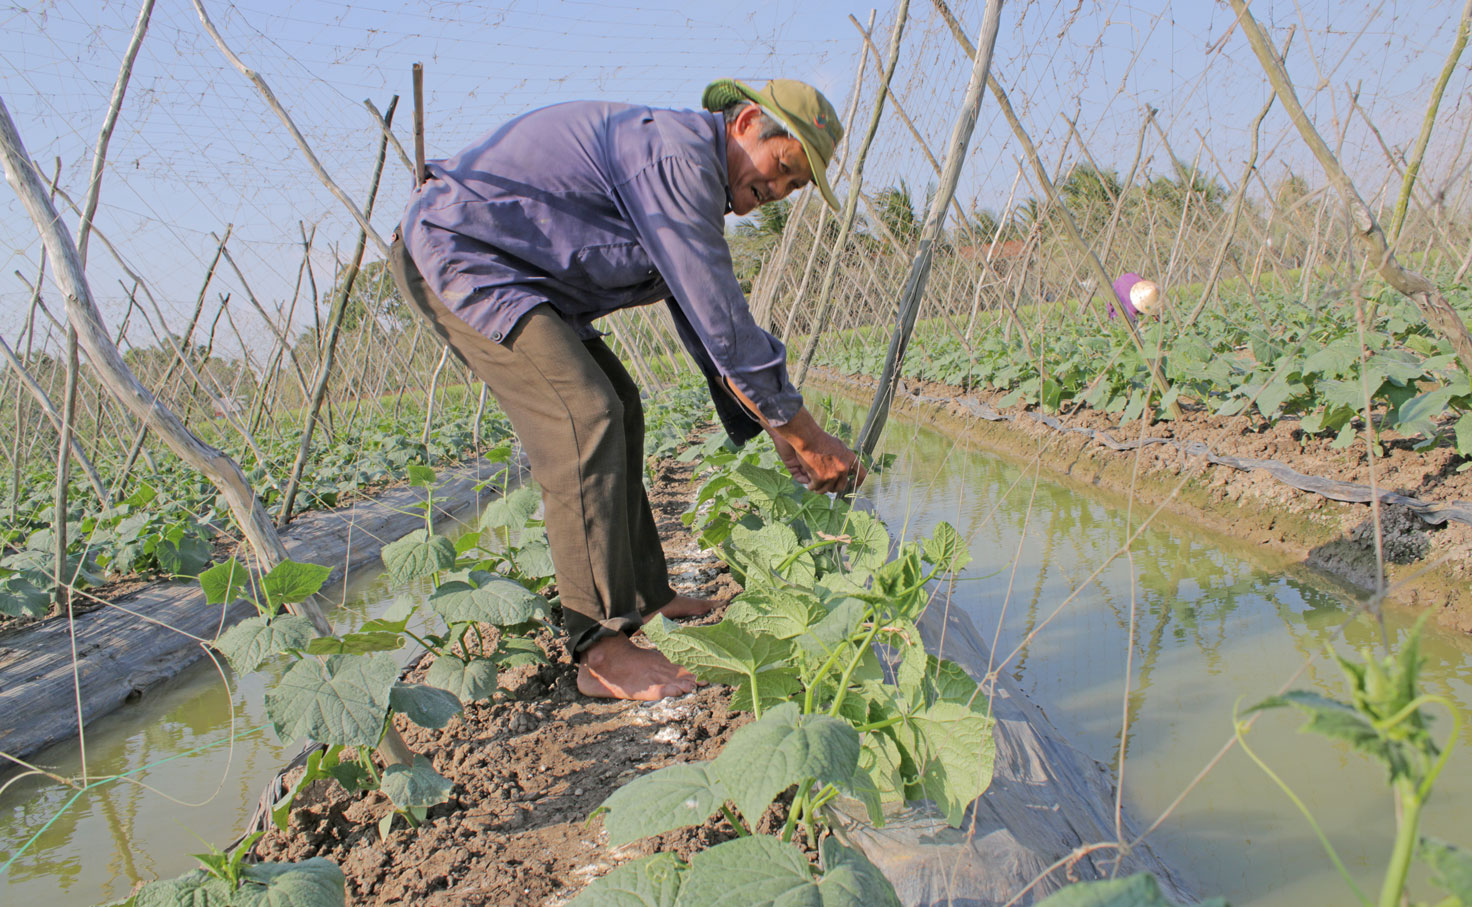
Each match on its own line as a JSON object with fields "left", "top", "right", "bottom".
{"left": 1109, "top": 273, "right": 1163, "bottom": 321}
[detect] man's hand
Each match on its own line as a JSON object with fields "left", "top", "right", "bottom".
{"left": 726, "top": 381, "right": 866, "bottom": 493}
{"left": 770, "top": 431, "right": 812, "bottom": 486}
{"left": 768, "top": 409, "right": 867, "bottom": 493}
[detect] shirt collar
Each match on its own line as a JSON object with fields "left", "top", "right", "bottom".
{"left": 709, "top": 110, "right": 734, "bottom": 215}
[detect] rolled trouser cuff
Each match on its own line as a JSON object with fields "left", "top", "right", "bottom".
{"left": 566, "top": 612, "right": 643, "bottom": 657}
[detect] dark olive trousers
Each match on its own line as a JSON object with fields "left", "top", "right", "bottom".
{"left": 389, "top": 237, "right": 675, "bottom": 655}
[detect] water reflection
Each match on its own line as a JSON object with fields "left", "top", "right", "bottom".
{"left": 0, "top": 563, "right": 442, "bottom": 905}
{"left": 845, "top": 402, "right": 1472, "bottom": 907}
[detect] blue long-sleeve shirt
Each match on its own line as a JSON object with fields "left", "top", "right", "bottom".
{"left": 398, "top": 100, "right": 802, "bottom": 438}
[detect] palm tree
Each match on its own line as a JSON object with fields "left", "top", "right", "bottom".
{"left": 875, "top": 179, "right": 921, "bottom": 246}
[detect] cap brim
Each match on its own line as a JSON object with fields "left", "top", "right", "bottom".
{"left": 798, "top": 144, "right": 840, "bottom": 212}
{"left": 731, "top": 80, "right": 840, "bottom": 213}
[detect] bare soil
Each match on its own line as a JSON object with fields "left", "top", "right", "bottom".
{"left": 251, "top": 454, "right": 756, "bottom": 906}
{"left": 815, "top": 369, "right": 1472, "bottom": 633}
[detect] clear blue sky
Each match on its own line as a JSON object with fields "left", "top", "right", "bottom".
{"left": 1, "top": 0, "right": 1465, "bottom": 358}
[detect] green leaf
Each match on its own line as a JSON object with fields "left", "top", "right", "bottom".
{"left": 261, "top": 561, "right": 334, "bottom": 607}
{"left": 236, "top": 858, "right": 347, "bottom": 907}
{"left": 723, "top": 591, "right": 822, "bottom": 640}
{"left": 1390, "top": 386, "right": 1455, "bottom": 438}
{"left": 380, "top": 755, "right": 453, "bottom": 809}
{"left": 424, "top": 654, "right": 498, "bottom": 703}
{"left": 304, "top": 630, "right": 404, "bottom": 656}
{"left": 1421, "top": 837, "right": 1472, "bottom": 902}
{"left": 0, "top": 574, "right": 51, "bottom": 618}
{"left": 815, "top": 838, "right": 901, "bottom": 907}
{"left": 567, "top": 853, "right": 686, "bottom": 907}
{"left": 928, "top": 657, "right": 979, "bottom": 704}
{"left": 1032, "top": 871, "right": 1225, "bottom": 906}
{"left": 902, "top": 701, "right": 996, "bottom": 826}
{"left": 479, "top": 484, "right": 541, "bottom": 536}
{"left": 1320, "top": 377, "right": 1375, "bottom": 411}
{"left": 124, "top": 482, "right": 158, "bottom": 509}
{"left": 405, "top": 464, "right": 437, "bottom": 488}
{"left": 730, "top": 461, "right": 793, "bottom": 509}
{"left": 922, "top": 521, "right": 971, "bottom": 573}
{"left": 133, "top": 870, "right": 233, "bottom": 907}
{"left": 215, "top": 615, "right": 316, "bottom": 673}
{"left": 728, "top": 522, "right": 813, "bottom": 587}
{"left": 381, "top": 529, "right": 456, "bottom": 584}
{"left": 266, "top": 653, "right": 398, "bottom": 747}
{"left": 389, "top": 681, "right": 462, "bottom": 729}
{"left": 729, "top": 669, "right": 803, "bottom": 713}
{"left": 429, "top": 572, "right": 549, "bottom": 626}
{"left": 1246, "top": 691, "right": 1393, "bottom": 768}
{"left": 511, "top": 536, "right": 556, "bottom": 579}
{"left": 492, "top": 636, "right": 549, "bottom": 668}
{"left": 158, "top": 533, "right": 213, "bottom": 578}
{"left": 199, "top": 558, "right": 250, "bottom": 606}
{"left": 840, "top": 511, "right": 889, "bottom": 574}
{"left": 847, "top": 731, "right": 905, "bottom": 825}
{"left": 598, "top": 762, "right": 726, "bottom": 846}
{"left": 673, "top": 835, "right": 896, "bottom": 907}
{"left": 712, "top": 701, "right": 860, "bottom": 825}
{"left": 643, "top": 616, "right": 793, "bottom": 690}
{"left": 1456, "top": 413, "right": 1472, "bottom": 456}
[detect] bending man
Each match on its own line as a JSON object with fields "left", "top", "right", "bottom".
{"left": 390, "top": 78, "right": 865, "bottom": 702}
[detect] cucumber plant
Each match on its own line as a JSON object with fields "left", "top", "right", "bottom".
{"left": 1236, "top": 615, "right": 1470, "bottom": 907}
{"left": 574, "top": 436, "right": 993, "bottom": 906}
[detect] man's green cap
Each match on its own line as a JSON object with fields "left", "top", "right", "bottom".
{"left": 702, "top": 78, "right": 844, "bottom": 212}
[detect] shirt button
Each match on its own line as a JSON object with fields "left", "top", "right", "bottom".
{"left": 491, "top": 330, "right": 504, "bottom": 341}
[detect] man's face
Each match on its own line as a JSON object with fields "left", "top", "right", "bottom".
{"left": 725, "top": 105, "right": 813, "bottom": 216}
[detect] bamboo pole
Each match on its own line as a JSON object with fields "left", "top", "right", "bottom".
{"left": 1388, "top": 0, "right": 1472, "bottom": 247}
{"left": 113, "top": 226, "right": 232, "bottom": 496}
{"left": 0, "top": 95, "right": 332, "bottom": 637}
{"left": 364, "top": 98, "right": 416, "bottom": 179}
{"left": 1186, "top": 92, "right": 1276, "bottom": 326}
{"left": 1227, "top": 0, "right": 1472, "bottom": 377}
{"left": 858, "top": 0, "right": 1004, "bottom": 456}
{"left": 191, "top": 0, "right": 391, "bottom": 257}
{"left": 54, "top": 0, "right": 156, "bottom": 619}
{"left": 791, "top": 1, "right": 911, "bottom": 388}
{"left": 931, "top": 0, "right": 1180, "bottom": 419}
{"left": 421, "top": 346, "right": 452, "bottom": 448}
{"left": 0, "top": 337, "right": 108, "bottom": 505}
{"left": 279, "top": 96, "right": 398, "bottom": 526}
{"left": 413, "top": 63, "right": 427, "bottom": 185}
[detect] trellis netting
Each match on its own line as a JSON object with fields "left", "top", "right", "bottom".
{"left": 2, "top": 1, "right": 1471, "bottom": 905}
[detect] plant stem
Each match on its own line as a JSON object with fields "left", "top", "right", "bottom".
{"left": 853, "top": 715, "right": 903, "bottom": 734}
{"left": 781, "top": 778, "right": 813, "bottom": 843}
{"left": 1378, "top": 777, "right": 1424, "bottom": 907}
{"left": 402, "top": 630, "right": 439, "bottom": 655}
{"left": 804, "top": 608, "right": 875, "bottom": 713}
{"left": 776, "top": 537, "right": 842, "bottom": 572}
{"left": 828, "top": 617, "right": 884, "bottom": 717}
{"left": 1234, "top": 715, "right": 1370, "bottom": 905}
{"left": 720, "top": 803, "right": 749, "bottom": 837}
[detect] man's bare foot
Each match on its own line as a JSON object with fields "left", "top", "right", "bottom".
{"left": 576, "top": 634, "right": 698, "bottom": 701}
{"left": 644, "top": 594, "right": 723, "bottom": 623}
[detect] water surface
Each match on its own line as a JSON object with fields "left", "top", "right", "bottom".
{"left": 849, "top": 403, "right": 1472, "bottom": 905}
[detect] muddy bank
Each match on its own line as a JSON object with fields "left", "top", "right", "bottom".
{"left": 0, "top": 456, "right": 515, "bottom": 767}
{"left": 814, "top": 369, "right": 1472, "bottom": 632}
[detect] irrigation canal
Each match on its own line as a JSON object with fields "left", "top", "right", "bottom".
{"left": 1, "top": 405, "right": 1469, "bottom": 906}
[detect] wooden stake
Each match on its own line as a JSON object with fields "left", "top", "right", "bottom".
{"left": 413, "top": 63, "right": 426, "bottom": 186}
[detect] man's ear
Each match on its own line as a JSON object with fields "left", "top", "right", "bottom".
{"left": 731, "top": 103, "right": 762, "bottom": 139}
